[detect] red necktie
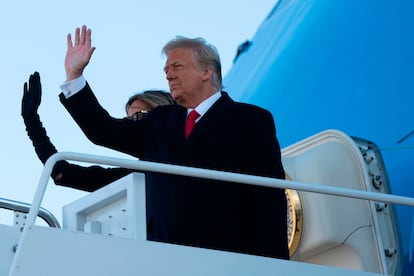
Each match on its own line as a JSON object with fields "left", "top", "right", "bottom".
{"left": 185, "top": 110, "right": 200, "bottom": 138}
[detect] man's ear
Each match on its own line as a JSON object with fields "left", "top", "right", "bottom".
{"left": 202, "top": 67, "right": 213, "bottom": 81}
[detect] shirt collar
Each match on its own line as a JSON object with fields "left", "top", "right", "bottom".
{"left": 188, "top": 91, "right": 221, "bottom": 118}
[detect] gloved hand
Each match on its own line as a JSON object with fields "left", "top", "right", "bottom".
{"left": 22, "top": 71, "right": 42, "bottom": 117}
{"left": 21, "top": 71, "right": 59, "bottom": 165}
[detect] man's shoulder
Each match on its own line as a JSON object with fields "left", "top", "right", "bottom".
{"left": 151, "top": 104, "right": 186, "bottom": 119}
{"left": 216, "top": 99, "right": 274, "bottom": 130}
{"left": 155, "top": 104, "right": 184, "bottom": 112}
{"left": 222, "top": 91, "right": 267, "bottom": 108}
{"left": 225, "top": 96, "right": 272, "bottom": 118}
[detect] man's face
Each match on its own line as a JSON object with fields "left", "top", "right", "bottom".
{"left": 164, "top": 48, "right": 206, "bottom": 108}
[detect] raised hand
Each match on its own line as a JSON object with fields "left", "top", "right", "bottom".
{"left": 64, "top": 25, "right": 96, "bottom": 81}
{"left": 22, "top": 71, "right": 42, "bottom": 117}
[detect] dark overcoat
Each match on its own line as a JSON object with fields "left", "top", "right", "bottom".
{"left": 60, "top": 83, "right": 288, "bottom": 259}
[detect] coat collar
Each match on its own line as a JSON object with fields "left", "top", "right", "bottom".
{"left": 169, "top": 92, "right": 233, "bottom": 147}
{"left": 184, "top": 92, "right": 233, "bottom": 142}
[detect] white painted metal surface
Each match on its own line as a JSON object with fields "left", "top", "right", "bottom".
{"left": 283, "top": 130, "right": 400, "bottom": 274}
{"left": 63, "top": 173, "right": 146, "bottom": 241}
{"left": 8, "top": 226, "right": 385, "bottom": 276}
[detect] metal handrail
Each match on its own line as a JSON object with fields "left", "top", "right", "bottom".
{"left": 0, "top": 198, "right": 60, "bottom": 228}
{"left": 30, "top": 151, "right": 414, "bottom": 230}
{"left": 9, "top": 151, "right": 414, "bottom": 276}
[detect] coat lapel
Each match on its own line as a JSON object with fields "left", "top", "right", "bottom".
{"left": 185, "top": 92, "right": 233, "bottom": 143}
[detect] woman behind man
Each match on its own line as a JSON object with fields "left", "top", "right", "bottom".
{"left": 22, "top": 71, "right": 175, "bottom": 192}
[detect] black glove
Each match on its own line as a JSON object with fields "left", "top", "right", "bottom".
{"left": 22, "top": 71, "right": 42, "bottom": 117}
{"left": 21, "top": 71, "right": 59, "bottom": 165}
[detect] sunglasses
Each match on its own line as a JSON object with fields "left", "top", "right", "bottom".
{"left": 127, "top": 110, "right": 151, "bottom": 121}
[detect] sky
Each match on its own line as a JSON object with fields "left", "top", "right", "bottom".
{"left": 0, "top": 0, "right": 277, "bottom": 225}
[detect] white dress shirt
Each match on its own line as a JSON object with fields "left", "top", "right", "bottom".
{"left": 188, "top": 91, "right": 221, "bottom": 122}
{"left": 60, "top": 76, "right": 86, "bottom": 98}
